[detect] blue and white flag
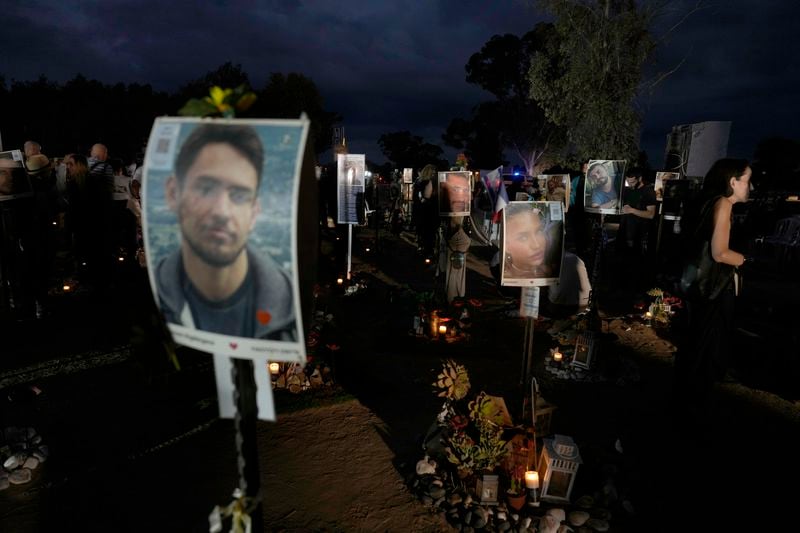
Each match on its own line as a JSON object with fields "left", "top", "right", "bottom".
{"left": 480, "top": 166, "right": 508, "bottom": 222}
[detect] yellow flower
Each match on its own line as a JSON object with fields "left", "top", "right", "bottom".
{"left": 204, "top": 86, "right": 233, "bottom": 114}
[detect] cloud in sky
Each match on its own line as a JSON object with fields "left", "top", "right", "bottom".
{"left": 1, "top": 0, "right": 798, "bottom": 167}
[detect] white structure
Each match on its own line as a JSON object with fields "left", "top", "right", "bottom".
{"left": 663, "top": 121, "right": 731, "bottom": 179}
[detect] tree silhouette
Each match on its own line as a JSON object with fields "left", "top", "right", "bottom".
{"left": 377, "top": 131, "right": 448, "bottom": 171}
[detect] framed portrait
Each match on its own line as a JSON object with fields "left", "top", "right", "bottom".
{"left": 501, "top": 201, "right": 564, "bottom": 287}
{"left": 0, "top": 150, "right": 33, "bottom": 202}
{"left": 540, "top": 174, "right": 570, "bottom": 212}
{"left": 654, "top": 171, "right": 680, "bottom": 202}
{"left": 438, "top": 171, "right": 471, "bottom": 216}
{"left": 583, "top": 160, "right": 626, "bottom": 215}
{"left": 142, "top": 116, "right": 309, "bottom": 363}
{"left": 475, "top": 474, "right": 499, "bottom": 504}
{"left": 337, "top": 153, "right": 366, "bottom": 225}
{"left": 402, "top": 167, "right": 413, "bottom": 184}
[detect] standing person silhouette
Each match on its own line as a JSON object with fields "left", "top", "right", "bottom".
{"left": 675, "top": 158, "right": 752, "bottom": 420}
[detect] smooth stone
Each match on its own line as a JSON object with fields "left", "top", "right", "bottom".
{"left": 22, "top": 456, "right": 39, "bottom": 470}
{"left": 520, "top": 516, "right": 531, "bottom": 529}
{"left": 472, "top": 516, "right": 486, "bottom": 529}
{"left": 472, "top": 506, "right": 487, "bottom": 521}
{"left": 496, "top": 511, "right": 507, "bottom": 521}
{"left": 546, "top": 508, "right": 566, "bottom": 523}
{"left": 0, "top": 478, "right": 9, "bottom": 491}
{"left": 9, "top": 468, "right": 32, "bottom": 485}
{"left": 429, "top": 486, "right": 446, "bottom": 499}
{"left": 3, "top": 454, "right": 24, "bottom": 470}
{"left": 497, "top": 520, "right": 511, "bottom": 531}
{"left": 26, "top": 427, "right": 37, "bottom": 439}
{"left": 448, "top": 493, "right": 463, "bottom": 506}
{"left": 37, "top": 445, "right": 49, "bottom": 458}
{"left": 569, "top": 510, "right": 590, "bottom": 526}
{"left": 31, "top": 435, "right": 42, "bottom": 445}
{"left": 576, "top": 495, "right": 594, "bottom": 508}
{"left": 32, "top": 450, "right": 46, "bottom": 463}
{"left": 586, "top": 518, "right": 609, "bottom": 532}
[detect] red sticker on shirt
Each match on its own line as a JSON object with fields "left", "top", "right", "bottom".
{"left": 256, "top": 310, "right": 272, "bottom": 325}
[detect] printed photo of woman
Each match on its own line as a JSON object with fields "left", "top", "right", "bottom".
{"left": 501, "top": 201, "right": 564, "bottom": 287}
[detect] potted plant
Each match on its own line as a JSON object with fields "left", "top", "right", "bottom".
{"left": 503, "top": 464, "right": 527, "bottom": 511}
{"left": 430, "top": 361, "right": 510, "bottom": 485}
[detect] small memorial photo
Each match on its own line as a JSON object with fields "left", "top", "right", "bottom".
{"left": 654, "top": 171, "right": 680, "bottom": 202}
{"left": 337, "top": 153, "right": 366, "bottom": 225}
{"left": 584, "top": 160, "right": 626, "bottom": 214}
{"left": 501, "top": 201, "right": 564, "bottom": 287}
{"left": 438, "top": 171, "right": 471, "bottom": 216}
{"left": 142, "top": 117, "right": 309, "bottom": 363}
{"left": 541, "top": 174, "right": 570, "bottom": 211}
{"left": 0, "top": 150, "right": 33, "bottom": 201}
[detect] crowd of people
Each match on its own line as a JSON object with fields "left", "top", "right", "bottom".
{"left": 0, "top": 140, "right": 144, "bottom": 319}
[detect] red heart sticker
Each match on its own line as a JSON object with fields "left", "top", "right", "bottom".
{"left": 256, "top": 310, "right": 272, "bottom": 325}
{"left": 229, "top": 342, "right": 238, "bottom": 350}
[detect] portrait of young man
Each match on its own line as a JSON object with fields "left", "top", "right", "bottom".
{"left": 438, "top": 171, "right": 471, "bottom": 216}
{"left": 584, "top": 160, "right": 626, "bottom": 214}
{"left": 143, "top": 118, "right": 309, "bottom": 361}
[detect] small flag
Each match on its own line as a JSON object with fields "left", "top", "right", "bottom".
{"left": 481, "top": 166, "right": 508, "bottom": 223}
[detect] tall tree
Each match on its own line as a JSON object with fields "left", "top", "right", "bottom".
{"left": 377, "top": 131, "right": 448, "bottom": 171}
{"left": 173, "top": 62, "right": 251, "bottom": 108}
{"left": 441, "top": 110, "right": 506, "bottom": 171}
{"left": 528, "top": 0, "right": 659, "bottom": 162}
{"left": 444, "top": 26, "right": 566, "bottom": 175}
{"left": 250, "top": 72, "right": 341, "bottom": 157}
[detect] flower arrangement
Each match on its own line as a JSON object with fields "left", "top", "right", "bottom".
{"left": 507, "top": 464, "right": 526, "bottom": 495}
{"left": 178, "top": 84, "right": 257, "bottom": 118}
{"left": 432, "top": 360, "right": 509, "bottom": 478}
{"left": 645, "top": 288, "right": 682, "bottom": 325}
{"left": 454, "top": 153, "right": 469, "bottom": 170}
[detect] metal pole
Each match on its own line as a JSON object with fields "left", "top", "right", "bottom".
{"left": 347, "top": 224, "right": 353, "bottom": 280}
{"left": 520, "top": 316, "right": 535, "bottom": 421}
{"left": 232, "top": 358, "right": 263, "bottom": 533}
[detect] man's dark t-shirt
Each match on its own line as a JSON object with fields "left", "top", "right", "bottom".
{"left": 184, "top": 267, "right": 256, "bottom": 337}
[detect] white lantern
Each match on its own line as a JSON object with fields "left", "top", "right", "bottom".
{"left": 537, "top": 434, "right": 582, "bottom": 504}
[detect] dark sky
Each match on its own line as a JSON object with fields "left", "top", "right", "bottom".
{"left": 1, "top": 0, "right": 798, "bottom": 168}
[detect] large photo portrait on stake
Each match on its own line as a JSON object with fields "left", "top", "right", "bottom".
{"left": 501, "top": 201, "right": 564, "bottom": 287}
{"left": 438, "top": 170, "right": 471, "bottom": 216}
{"left": 142, "top": 117, "right": 309, "bottom": 363}
{"left": 337, "top": 153, "right": 365, "bottom": 225}
{"left": 584, "top": 160, "right": 626, "bottom": 214}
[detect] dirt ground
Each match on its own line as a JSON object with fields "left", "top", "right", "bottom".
{"left": 254, "top": 230, "right": 800, "bottom": 533}
{"left": 2, "top": 227, "right": 798, "bottom": 532}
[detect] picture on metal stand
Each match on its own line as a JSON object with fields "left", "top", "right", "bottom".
{"left": 142, "top": 116, "right": 309, "bottom": 363}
